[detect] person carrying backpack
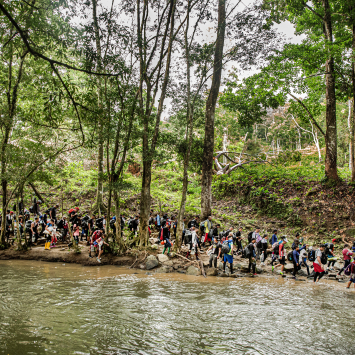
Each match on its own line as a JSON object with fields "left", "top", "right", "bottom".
{"left": 271, "top": 230, "right": 278, "bottom": 245}
{"left": 313, "top": 244, "right": 327, "bottom": 282}
{"left": 246, "top": 236, "right": 256, "bottom": 275}
{"left": 338, "top": 244, "right": 353, "bottom": 276}
{"left": 346, "top": 260, "right": 355, "bottom": 289}
{"left": 201, "top": 216, "right": 213, "bottom": 247}
{"left": 299, "top": 245, "right": 310, "bottom": 275}
{"left": 326, "top": 243, "right": 337, "bottom": 270}
{"left": 292, "top": 244, "right": 307, "bottom": 279}
{"left": 223, "top": 233, "right": 234, "bottom": 274}
{"left": 253, "top": 228, "right": 262, "bottom": 260}
{"left": 273, "top": 236, "right": 288, "bottom": 275}
{"left": 207, "top": 236, "right": 222, "bottom": 268}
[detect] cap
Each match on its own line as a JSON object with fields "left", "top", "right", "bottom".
{"left": 332, "top": 238, "right": 336, "bottom": 243}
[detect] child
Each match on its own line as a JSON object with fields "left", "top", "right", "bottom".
{"left": 346, "top": 260, "right": 355, "bottom": 289}
{"left": 44, "top": 219, "right": 55, "bottom": 250}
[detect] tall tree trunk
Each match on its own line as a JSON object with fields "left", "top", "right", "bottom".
{"left": 175, "top": 5, "right": 194, "bottom": 251}
{"left": 351, "top": 22, "right": 355, "bottom": 181}
{"left": 138, "top": 0, "right": 176, "bottom": 247}
{"left": 113, "top": 190, "right": 126, "bottom": 251}
{"left": 322, "top": 0, "right": 338, "bottom": 181}
{"left": 201, "top": 0, "right": 226, "bottom": 219}
{"left": 92, "top": 0, "right": 106, "bottom": 213}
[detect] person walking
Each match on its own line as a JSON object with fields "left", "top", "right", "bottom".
{"left": 207, "top": 236, "right": 221, "bottom": 268}
{"left": 201, "top": 216, "right": 213, "bottom": 247}
{"left": 274, "top": 237, "right": 288, "bottom": 275}
{"left": 253, "top": 228, "right": 262, "bottom": 260}
{"left": 260, "top": 234, "right": 268, "bottom": 265}
{"left": 246, "top": 237, "right": 256, "bottom": 275}
{"left": 223, "top": 233, "right": 234, "bottom": 274}
{"left": 271, "top": 230, "right": 278, "bottom": 245}
{"left": 346, "top": 260, "right": 355, "bottom": 289}
{"left": 299, "top": 245, "right": 310, "bottom": 276}
{"left": 313, "top": 244, "right": 326, "bottom": 282}
{"left": 338, "top": 244, "right": 353, "bottom": 276}
{"left": 292, "top": 244, "right": 307, "bottom": 279}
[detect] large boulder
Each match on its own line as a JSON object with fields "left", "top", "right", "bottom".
{"left": 206, "top": 267, "right": 218, "bottom": 277}
{"left": 157, "top": 254, "right": 169, "bottom": 263}
{"left": 146, "top": 255, "right": 159, "bottom": 270}
{"left": 163, "top": 260, "right": 174, "bottom": 267}
{"left": 186, "top": 266, "right": 201, "bottom": 276}
{"left": 334, "top": 262, "right": 343, "bottom": 270}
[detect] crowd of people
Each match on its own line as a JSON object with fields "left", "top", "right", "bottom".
{"left": 2, "top": 202, "right": 355, "bottom": 287}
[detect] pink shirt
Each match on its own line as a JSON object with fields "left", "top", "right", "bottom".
{"left": 343, "top": 248, "right": 353, "bottom": 261}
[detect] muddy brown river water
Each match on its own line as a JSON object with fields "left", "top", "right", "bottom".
{"left": 0, "top": 260, "right": 353, "bottom": 355}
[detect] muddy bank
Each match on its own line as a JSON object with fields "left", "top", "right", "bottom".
{"left": 0, "top": 242, "right": 348, "bottom": 285}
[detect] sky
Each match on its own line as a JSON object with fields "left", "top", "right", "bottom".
{"left": 96, "top": 0, "right": 303, "bottom": 119}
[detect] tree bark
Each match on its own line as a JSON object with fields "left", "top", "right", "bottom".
{"left": 175, "top": 3, "right": 194, "bottom": 251}
{"left": 322, "top": 0, "right": 338, "bottom": 181}
{"left": 351, "top": 22, "right": 355, "bottom": 181}
{"left": 201, "top": 0, "right": 226, "bottom": 219}
{"left": 92, "top": 0, "right": 106, "bottom": 214}
{"left": 138, "top": 0, "right": 176, "bottom": 247}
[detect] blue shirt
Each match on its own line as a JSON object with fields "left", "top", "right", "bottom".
{"left": 293, "top": 245, "right": 306, "bottom": 264}
{"left": 156, "top": 215, "right": 161, "bottom": 225}
{"left": 271, "top": 234, "right": 278, "bottom": 245}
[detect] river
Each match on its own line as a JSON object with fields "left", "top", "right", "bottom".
{"left": 0, "top": 260, "right": 353, "bottom": 355}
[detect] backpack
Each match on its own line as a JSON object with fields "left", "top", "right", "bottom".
{"left": 109, "top": 219, "right": 116, "bottom": 229}
{"left": 221, "top": 241, "right": 231, "bottom": 255}
{"left": 25, "top": 220, "right": 33, "bottom": 229}
{"left": 287, "top": 251, "right": 294, "bottom": 262}
{"left": 256, "top": 240, "right": 262, "bottom": 249}
{"left": 243, "top": 245, "right": 251, "bottom": 258}
{"left": 344, "top": 263, "right": 352, "bottom": 276}
{"left": 308, "top": 250, "right": 315, "bottom": 262}
{"left": 269, "top": 237, "right": 273, "bottom": 245}
{"left": 273, "top": 243, "right": 280, "bottom": 255}
{"left": 247, "top": 232, "right": 253, "bottom": 243}
{"left": 96, "top": 217, "right": 104, "bottom": 229}
{"left": 68, "top": 208, "right": 75, "bottom": 215}
{"left": 128, "top": 219, "right": 135, "bottom": 229}
{"left": 200, "top": 221, "right": 206, "bottom": 234}
{"left": 45, "top": 208, "right": 50, "bottom": 215}
{"left": 29, "top": 206, "right": 34, "bottom": 213}
{"left": 320, "top": 252, "right": 327, "bottom": 265}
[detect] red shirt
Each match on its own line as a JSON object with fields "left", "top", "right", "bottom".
{"left": 343, "top": 248, "right": 353, "bottom": 260}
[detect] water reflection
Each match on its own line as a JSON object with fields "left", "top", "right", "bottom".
{"left": 0, "top": 260, "right": 353, "bottom": 355}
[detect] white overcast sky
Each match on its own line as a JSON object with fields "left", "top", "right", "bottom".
{"left": 96, "top": 0, "right": 303, "bottom": 119}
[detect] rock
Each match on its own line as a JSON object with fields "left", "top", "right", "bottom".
{"left": 206, "top": 268, "right": 218, "bottom": 276}
{"left": 186, "top": 266, "right": 201, "bottom": 276}
{"left": 150, "top": 244, "right": 158, "bottom": 250}
{"left": 203, "top": 261, "right": 209, "bottom": 267}
{"left": 156, "top": 266, "right": 172, "bottom": 273}
{"left": 139, "top": 264, "right": 145, "bottom": 269}
{"left": 284, "top": 264, "right": 294, "bottom": 272}
{"left": 169, "top": 252, "right": 176, "bottom": 258}
{"left": 157, "top": 254, "right": 169, "bottom": 263}
{"left": 146, "top": 255, "right": 159, "bottom": 270}
{"left": 146, "top": 272, "right": 152, "bottom": 275}
{"left": 240, "top": 266, "right": 250, "bottom": 273}
{"left": 218, "top": 272, "right": 228, "bottom": 277}
{"left": 230, "top": 273, "right": 239, "bottom": 278}
{"left": 218, "top": 261, "right": 224, "bottom": 270}
{"left": 163, "top": 260, "right": 174, "bottom": 267}
{"left": 177, "top": 270, "right": 186, "bottom": 274}
{"left": 256, "top": 267, "right": 263, "bottom": 274}
{"left": 297, "top": 269, "right": 308, "bottom": 277}
{"left": 336, "top": 275, "right": 344, "bottom": 280}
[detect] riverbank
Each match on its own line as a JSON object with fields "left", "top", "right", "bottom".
{"left": 0, "top": 241, "right": 348, "bottom": 284}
